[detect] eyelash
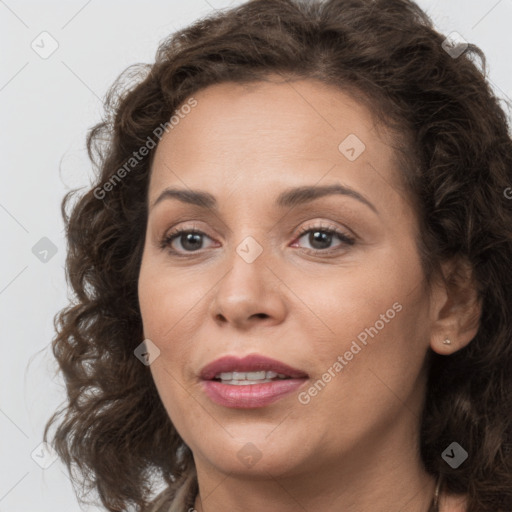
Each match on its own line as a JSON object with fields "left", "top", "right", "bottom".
{"left": 159, "top": 223, "right": 356, "bottom": 258}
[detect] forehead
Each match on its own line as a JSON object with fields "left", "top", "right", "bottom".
{"left": 148, "top": 79, "right": 405, "bottom": 206}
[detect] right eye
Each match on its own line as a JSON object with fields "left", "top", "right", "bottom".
{"left": 160, "top": 228, "right": 218, "bottom": 255}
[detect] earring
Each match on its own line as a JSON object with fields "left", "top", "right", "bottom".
{"left": 442, "top": 338, "right": 452, "bottom": 345}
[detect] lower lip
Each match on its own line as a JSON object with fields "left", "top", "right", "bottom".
{"left": 202, "top": 379, "right": 307, "bottom": 408}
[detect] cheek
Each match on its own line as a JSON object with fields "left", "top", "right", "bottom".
{"left": 289, "top": 244, "right": 424, "bottom": 355}
{"left": 138, "top": 259, "right": 205, "bottom": 437}
{"left": 292, "top": 246, "right": 430, "bottom": 409}
{"left": 138, "top": 254, "right": 209, "bottom": 356}
{"left": 302, "top": 285, "right": 429, "bottom": 418}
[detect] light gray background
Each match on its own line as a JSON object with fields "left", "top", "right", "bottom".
{"left": 1, "top": 1, "right": 511, "bottom": 510}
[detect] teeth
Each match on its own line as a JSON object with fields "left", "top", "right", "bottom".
{"left": 232, "top": 371, "right": 248, "bottom": 380}
{"left": 223, "top": 379, "right": 275, "bottom": 385}
{"left": 246, "top": 371, "right": 266, "bottom": 380}
{"left": 215, "top": 370, "right": 289, "bottom": 383}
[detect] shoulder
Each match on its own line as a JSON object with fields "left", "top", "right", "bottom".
{"left": 146, "top": 470, "right": 198, "bottom": 512}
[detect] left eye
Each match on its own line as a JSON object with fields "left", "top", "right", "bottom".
{"left": 292, "top": 226, "right": 356, "bottom": 253}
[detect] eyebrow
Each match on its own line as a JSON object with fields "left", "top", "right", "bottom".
{"left": 151, "top": 183, "right": 378, "bottom": 214}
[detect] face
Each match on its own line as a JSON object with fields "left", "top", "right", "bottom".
{"left": 138, "top": 78, "right": 436, "bottom": 480}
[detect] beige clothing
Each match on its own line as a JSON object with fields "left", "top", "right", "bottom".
{"left": 147, "top": 469, "right": 198, "bottom": 512}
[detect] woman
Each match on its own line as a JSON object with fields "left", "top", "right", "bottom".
{"left": 44, "top": 0, "right": 512, "bottom": 511}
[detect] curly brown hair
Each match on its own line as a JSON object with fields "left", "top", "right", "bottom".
{"left": 44, "top": 0, "right": 512, "bottom": 510}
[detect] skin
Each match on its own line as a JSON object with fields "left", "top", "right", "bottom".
{"left": 137, "top": 77, "right": 480, "bottom": 512}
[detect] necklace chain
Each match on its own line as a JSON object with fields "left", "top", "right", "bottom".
{"left": 431, "top": 473, "right": 442, "bottom": 512}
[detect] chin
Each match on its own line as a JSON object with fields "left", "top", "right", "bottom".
{"left": 189, "top": 427, "right": 317, "bottom": 478}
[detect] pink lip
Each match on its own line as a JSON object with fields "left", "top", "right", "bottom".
{"left": 200, "top": 354, "right": 309, "bottom": 409}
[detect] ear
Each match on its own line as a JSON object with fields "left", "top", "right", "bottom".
{"left": 428, "top": 257, "right": 482, "bottom": 355}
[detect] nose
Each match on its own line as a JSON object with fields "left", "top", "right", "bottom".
{"left": 210, "top": 242, "right": 287, "bottom": 330}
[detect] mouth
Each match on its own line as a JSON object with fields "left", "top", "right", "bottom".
{"left": 199, "top": 354, "right": 309, "bottom": 408}
{"left": 200, "top": 353, "right": 308, "bottom": 381}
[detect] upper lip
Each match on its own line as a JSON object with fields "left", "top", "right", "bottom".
{"left": 200, "top": 354, "right": 309, "bottom": 380}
